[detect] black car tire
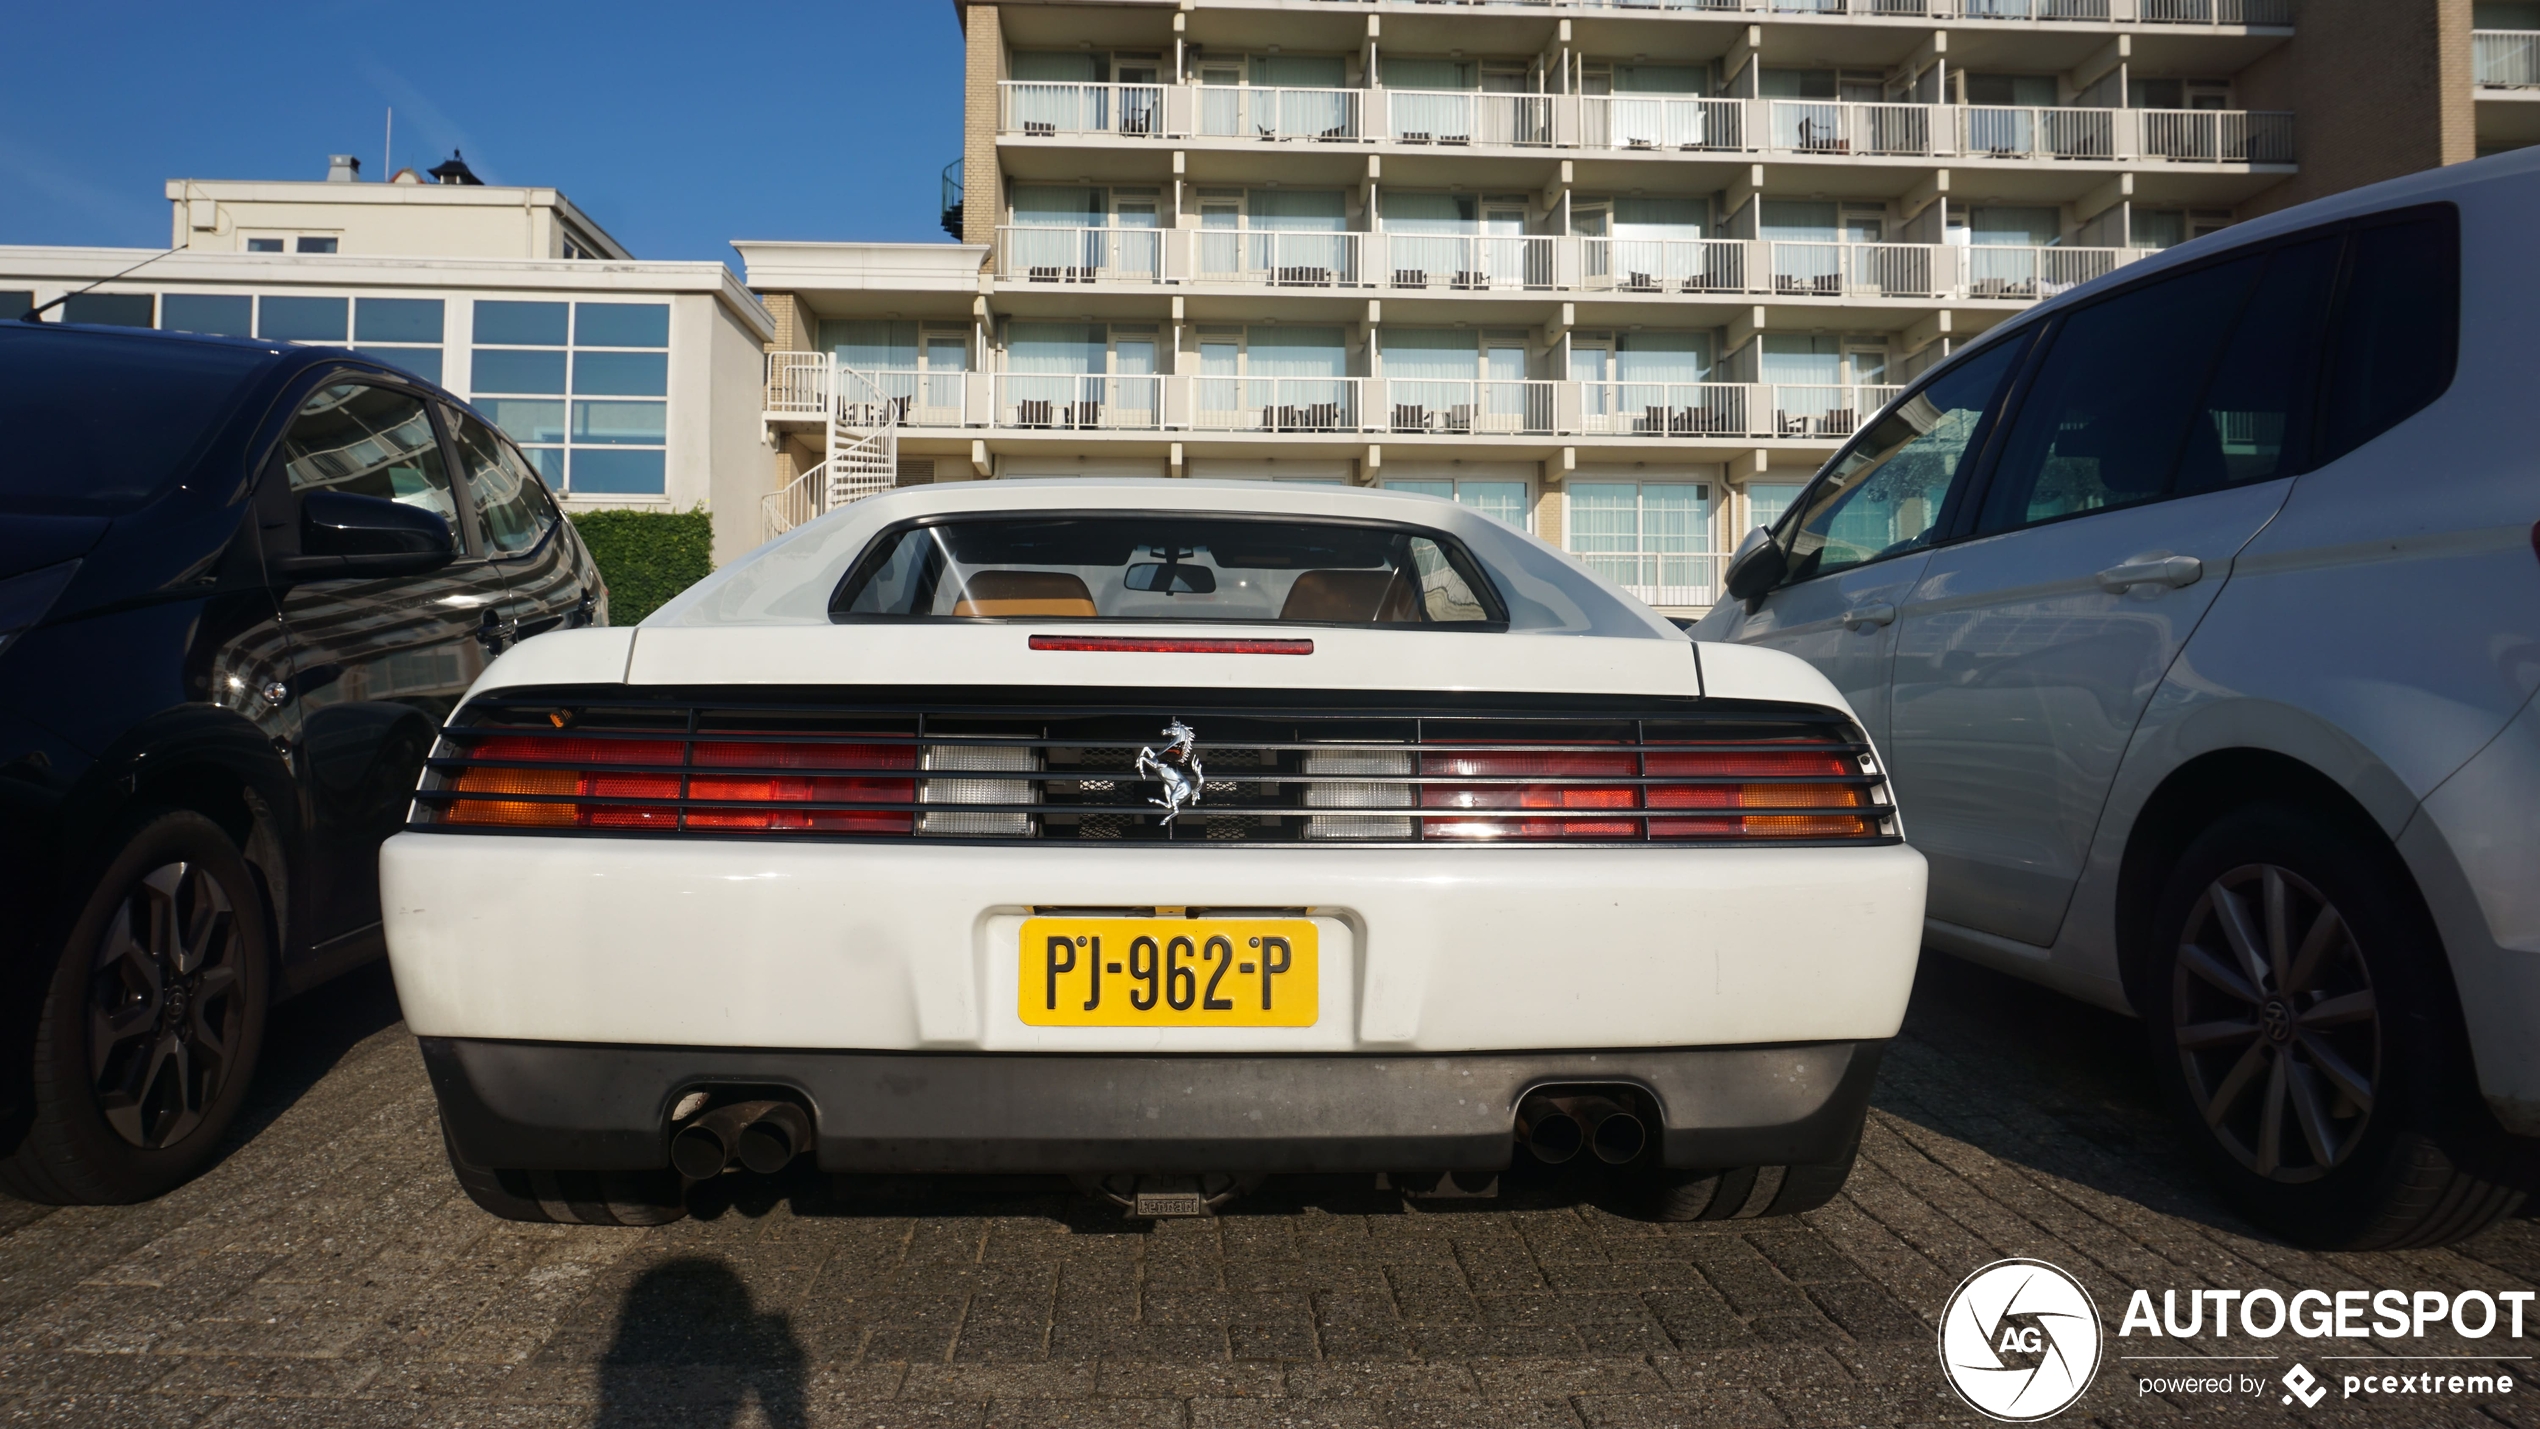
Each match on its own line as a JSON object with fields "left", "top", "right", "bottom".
{"left": 2144, "top": 804, "right": 2524, "bottom": 1250}
{"left": 440, "top": 1114, "right": 685, "bottom": 1226}
{"left": 0, "top": 809, "right": 271, "bottom": 1204}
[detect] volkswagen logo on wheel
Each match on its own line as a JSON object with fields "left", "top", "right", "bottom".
{"left": 1938, "top": 1259, "right": 2103, "bottom": 1422}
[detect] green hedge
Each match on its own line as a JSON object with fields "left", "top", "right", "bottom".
{"left": 569, "top": 508, "right": 714, "bottom": 625}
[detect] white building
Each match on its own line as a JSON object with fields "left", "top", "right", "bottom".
{"left": 1, "top": 157, "right": 775, "bottom": 565}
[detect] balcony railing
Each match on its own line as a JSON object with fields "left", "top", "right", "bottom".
{"left": 997, "top": 226, "right": 1168, "bottom": 283}
{"left": 1310, "top": 0, "right": 2290, "bottom": 18}
{"left": 997, "top": 83, "right": 2294, "bottom": 165}
{"left": 1381, "top": 234, "right": 1555, "bottom": 290}
{"left": 1573, "top": 549, "right": 1718, "bottom": 610}
{"left": 771, "top": 364, "right": 1920, "bottom": 443}
{"left": 983, "top": 229, "right": 2140, "bottom": 300}
{"left": 2475, "top": 31, "right": 2540, "bottom": 88}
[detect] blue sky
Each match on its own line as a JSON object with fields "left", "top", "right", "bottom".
{"left": 0, "top": 1, "right": 966, "bottom": 268}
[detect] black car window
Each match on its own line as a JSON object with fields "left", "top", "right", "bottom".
{"left": 1778, "top": 336, "right": 2025, "bottom": 585}
{"left": 2173, "top": 236, "right": 2342, "bottom": 496}
{"left": 446, "top": 407, "right": 551, "bottom": 555}
{"left": 0, "top": 326, "right": 271, "bottom": 516}
{"left": 275, "top": 383, "right": 460, "bottom": 541}
{"left": 2316, "top": 206, "right": 2460, "bottom": 467}
{"left": 1973, "top": 253, "right": 2260, "bottom": 536}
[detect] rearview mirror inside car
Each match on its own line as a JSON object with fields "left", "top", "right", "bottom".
{"left": 272, "top": 490, "right": 458, "bottom": 578}
{"left": 1124, "top": 562, "right": 1217, "bottom": 595}
{"left": 1721, "top": 525, "right": 1787, "bottom": 603}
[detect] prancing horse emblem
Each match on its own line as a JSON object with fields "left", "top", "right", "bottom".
{"left": 1136, "top": 720, "right": 1204, "bottom": 826}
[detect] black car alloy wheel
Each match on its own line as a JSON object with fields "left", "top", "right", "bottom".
{"left": 89, "top": 860, "right": 251, "bottom": 1150}
{"left": 2172, "top": 862, "right": 2379, "bottom": 1184}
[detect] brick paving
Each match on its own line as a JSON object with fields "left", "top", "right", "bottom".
{"left": 3, "top": 954, "right": 2536, "bottom": 1427}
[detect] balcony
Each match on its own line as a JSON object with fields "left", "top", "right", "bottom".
{"left": 2476, "top": 32, "right": 2540, "bottom": 89}
{"left": 989, "top": 226, "right": 2140, "bottom": 301}
{"left": 765, "top": 358, "right": 1906, "bottom": 443}
{"left": 999, "top": 84, "right": 2295, "bottom": 166}
{"left": 1298, "top": 0, "right": 2290, "bottom": 19}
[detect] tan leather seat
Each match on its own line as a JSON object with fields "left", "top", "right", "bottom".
{"left": 1278, "top": 569, "right": 1419, "bottom": 623}
{"left": 951, "top": 570, "right": 1099, "bottom": 618}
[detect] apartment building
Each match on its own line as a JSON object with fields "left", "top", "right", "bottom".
{"left": 2477, "top": 2, "right": 2540, "bottom": 156}
{"left": 745, "top": 0, "right": 2306, "bottom": 616}
{"left": 1, "top": 157, "right": 775, "bottom": 563}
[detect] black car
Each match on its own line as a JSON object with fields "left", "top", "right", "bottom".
{"left": 0, "top": 319, "right": 606, "bottom": 1203}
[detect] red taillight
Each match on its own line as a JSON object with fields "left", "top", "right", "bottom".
{"left": 1421, "top": 748, "right": 1641, "bottom": 840}
{"left": 1392, "top": 742, "right": 1877, "bottom": 841}
{"left": 439, "top": 734, "right": 915, "bottom": 833}
{"left": 1029, "top": 635, "right": 1314, "bottom": 655}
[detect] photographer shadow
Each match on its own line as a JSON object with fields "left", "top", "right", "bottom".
{"left": 594, "top": 1257, "right": 806, "bottom": 1429}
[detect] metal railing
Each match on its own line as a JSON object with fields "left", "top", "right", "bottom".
{"left": 1192, "top": 377, "right": 1366, "bottom": 433}
{"left": 1194, "top": 230, "right": 1364, "bottom": 286}
{"left": 1366, "top": 0, "right": 2290, "bottom": 17}
{"left": 1002, "top": 81, "right": 1169, "bottom": 138}
{"left": 1381, "top": 234, "right": 1554, "bottom": 289}
{"left": 1573, "top": 550, "right": 1718, "bottom": 609}
{"left": 2475, "top": 31, "right": 2540, "bottom": 88}
{"left": 764, "top": 351, "right": 835, "bottom": 417}
{"left": 1197, "top": 85, "right": 1364, "bottom": 140}
{"left": 1583, "top": 238, "right": 1750, "bottom": 295}
{"left": 1964, "top": 245, "right": 2127, "bottom": 298}
{"left": 997, "top": 226, "right": 1167, "bottom": 283}
{"left": 994, "top": 374, "right": 1168, "bottom": 431}
{"left": 993, "top": 83, "right": 2296, "bottom": 165}
{"left": 1379, "top": 379, "right": 1560, "bottom": 435}
{"left": 1579, "top": 95, "right": 1745, "bottom": 151}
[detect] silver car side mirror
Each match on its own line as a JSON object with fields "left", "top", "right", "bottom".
{"left": 1722, "top": 525, "right": 1786, "bottom": 604}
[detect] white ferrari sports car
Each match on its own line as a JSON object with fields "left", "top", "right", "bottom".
{"left": 381, "top": 480, "right": 1924, "bottom": 1225}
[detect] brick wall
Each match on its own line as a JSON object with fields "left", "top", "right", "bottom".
{"left": 760, "top": 291, "right": 811, "bottom": 353}
{"left": 963, "top": 4, "right": 1004, "bottom": 249}
{"left": 2238, "top": 0, "right": 2475, "bottom": 219}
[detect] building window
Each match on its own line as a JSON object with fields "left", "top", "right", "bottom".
{"left": 1569, "top": 481, "right": 1712, "bottom": 606}
{"left": 353, "top": 297, "right": 445, "bottom": 383}
{"left": 1746, "top": 482, "right": 1806, "bottom": 535}
{"left": 245, "top": 238, "right": 285, "bottom": 253}
{"left": 471, "top": 300, "right": 670, "bottom": 494}
{"left": 0, "top": 292, "right": 31, "bottom": 320}
{"left": 61, "top": 293, "right": 154, "bottom": 328}
{"left": 258, "top": 296, "right": 348, "bottom": 343}
{"left": 161, "top": 294, "right": 252, "bottom": 336}
{"left": 1384, "top": 478, "right": 1530, "bottom": 532}
{"left": 296, "top": 237, "right": 339, "bottom": 254}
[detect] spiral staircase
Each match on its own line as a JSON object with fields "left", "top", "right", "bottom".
{"left": 762, "top": 357, "right": 899, "bottom": 541}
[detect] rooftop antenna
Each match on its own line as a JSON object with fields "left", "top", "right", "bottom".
{"left": 19, "top": 244, "right": 184, "bottom": 323}
{"left": 384, "top": 106, "right": 393, "bottom": 181}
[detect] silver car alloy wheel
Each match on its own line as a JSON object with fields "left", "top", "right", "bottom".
{"left": 2172, "top": 863, "right": 2381, "bottom": 1184}
{"left": 88, "top": 861, "right": 247, "bottom": 1149}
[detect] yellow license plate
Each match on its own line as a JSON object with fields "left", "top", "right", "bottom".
{"left": 1019, "top": 916, "right": 1318, "bottom": 1027}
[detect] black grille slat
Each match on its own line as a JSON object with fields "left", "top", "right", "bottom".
{"left": 412, "top": 688, "right": 1898, "bottom": 847}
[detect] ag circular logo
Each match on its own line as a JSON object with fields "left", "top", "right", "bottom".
{"left": 1938, "top": 1259, "right": 2103, "bottom": 1422}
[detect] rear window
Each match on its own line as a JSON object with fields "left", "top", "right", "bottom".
{"left": 831, "top": 515, "right": 1506, "bottom": 626}
{"left": 0, "top": 326, "right": 273, "bottom": 515}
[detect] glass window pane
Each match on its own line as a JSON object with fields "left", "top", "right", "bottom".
{"left": 1747, "top": 482, "right": 1805, "bottom": 533}
{"left": 1977, "top": 255, "right": 2259, "bottom": 533}
{"left": 571, "top": 400, "right": 667, "bottom": 444}
{"left": 259, "top": 296, "right": 349, "bottom": 343}
{"left": 1569, "top": 484, "right": 1640, "bottom": 554}
{"left": 473, "top": 300, "right": 569, "bottom": 346}
{"left": 472, "top": 348, "right": 567, "bottom": 395}
{"left": 1785, "top": 337, "right": 2025, "bottom": 583}
{"left": 522, "top": 446, "right": 565, "bottom": 488}
{"left": 569, "top": 447, "right": 666, "bottom": 495}
{"left": 478, "top": 398, "right": 567, "bottom": 445}
{"left": 1457, "top": 482, "right": 1529, "bottom": 531}
{"left": 356, "top": 346, "right": 443, "bottom": 384}
{"left": 2173, "top": 237, "right": 2340, "bottom": 495}
{"left": 572, "top": 350, "right": 669, "bottom": 396}
{"left": 62, "top": 293, "right": 154, "bottom": 328}
{"left": 295, "top": 236, "right": 339, "bottom": 254}
{"left": 356, "top": 297, "right": 444, "bottom": 343}
{"left": 2318, "top": 211, "right": 2459, "bottom": 466}
{"left": 275, "top": 383, "right": 458, "bottom": 535}
{"left": 1383, "top": 480, "right": 1455, "bottom": 499}
{"left": 573, "top": 302, "right": 670, "bottom": 348}
{"left": 449, "top": 409, "right": 551, "bottom": 554}
{"left": 161, "top": 293, "right": 252, "bottom": 336}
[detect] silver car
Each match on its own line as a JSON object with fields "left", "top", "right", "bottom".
{"left": 1695, "top": 146, "right": 2540, "bottom": 1249}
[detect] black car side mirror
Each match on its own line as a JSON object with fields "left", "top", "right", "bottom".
{"left": 271, "top": 490, "right": 458, "bottom": 578}
{"left": 1721, "top": 525, "right": 1787, "bottom": 604}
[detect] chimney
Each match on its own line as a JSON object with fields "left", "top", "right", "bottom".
{"left": 326, "top": 154, "right": 362, "bottom": 183}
